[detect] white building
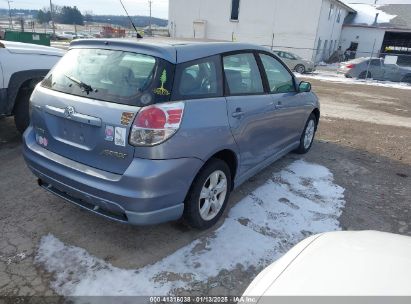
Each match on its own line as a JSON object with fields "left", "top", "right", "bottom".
{"left": 340, "top": 4, "right": 411, "bottom": 66}
{"left": 168, "top": 0, "right": 354, "bottom": 62}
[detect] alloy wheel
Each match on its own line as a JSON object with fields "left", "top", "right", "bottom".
{"left": 304, "top": 119, "right": 315, "bottom": 149}
{"left": 198, "top": 170, "right": 228, "bottom": 221}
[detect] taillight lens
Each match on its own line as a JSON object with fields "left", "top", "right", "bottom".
{"left": 346, "top": 64, "right": 356, "bottom": 69}
{"left": 129, "top": 102, "right": 185, "bottom": 146}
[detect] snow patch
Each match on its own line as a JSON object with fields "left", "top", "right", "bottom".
{"left": 36, "top": 160, "right": 345, "bottom": 296}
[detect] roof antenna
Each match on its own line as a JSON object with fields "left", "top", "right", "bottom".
{"left": 119, "top": 0, "right": 143, "bottom": 38}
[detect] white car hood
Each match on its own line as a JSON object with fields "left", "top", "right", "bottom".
{"left": 1, "top": 40, "right": 64, "bottom": 57}
{"left": 244, "top": 231, "right": 411, "bottom": 297}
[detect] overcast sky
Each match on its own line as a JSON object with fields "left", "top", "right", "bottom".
{"left": 1, "top": 0, "right": 411, "bottom": 19}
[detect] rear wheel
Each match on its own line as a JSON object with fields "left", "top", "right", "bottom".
{"left": 295, "top": 113, "right": 317, "bottom": 154}
{"left": 183, "top": 159, "right": 231, "bottom": 230}
{"left": 295, "top": 64, "right": 306, "bottom": 74}
{"left": 358, "top": 71, "right": 372, "bottom": 79}
{"left": 13, "top": 88, "right": 32, "bottom": 134}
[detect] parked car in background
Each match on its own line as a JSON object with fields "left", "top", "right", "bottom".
{"left": 243, "top": 231, "right": 411, "bottom": 298}
{"left": 23, "top": 40, "right": 319, "bottom": 229}
{"left": 338, "top": 57, "right": 411, "bottom": 83}
{"left": 0, "top": 40, "right": 64, "bottom": 132}
{"left": 273, "top": 50, "right": 316, "bottom": 74}
{"left": 56, "top": 31, "right": 82, "bottom": 40}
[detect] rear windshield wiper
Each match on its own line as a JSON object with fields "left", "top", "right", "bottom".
{"left": 65, "top": 74, "right": 94, "bottom": 94}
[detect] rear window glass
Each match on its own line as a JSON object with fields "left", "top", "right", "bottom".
{"left": 42, "top": 48, "right": 174, "bottom": 106}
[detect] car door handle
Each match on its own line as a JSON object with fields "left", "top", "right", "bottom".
{"left": 274, "top": 101, "right": 283, "bottom": 110}
{"left": 232, "top": 108, "right": 245, "bottom": 118}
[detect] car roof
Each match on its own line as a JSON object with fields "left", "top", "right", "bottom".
{"left": 69, "top": 39, "right": 271, "bottom": 64}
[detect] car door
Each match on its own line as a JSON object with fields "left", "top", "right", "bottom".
{"left": 258, "top": 52, "right": 308, "bottom": 150}
{"left": 223, "top": 52, "right": 274, "bottom": 175}
{"left": 383, "top": 64, "right": 401, "bottom": 82}
{"left": 278, "top": 52, "right": 293, "bottom": 69}
{"left": 369, "top": 59, "right": 384, "bottom": 80}
{"left": 283, "top": 52, "right": 298, "bottom": 70}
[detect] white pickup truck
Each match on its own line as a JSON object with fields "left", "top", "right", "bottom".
{"left": 0, "top": 40, "right": 64, "bottom": 133}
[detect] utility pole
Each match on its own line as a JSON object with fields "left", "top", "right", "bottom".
{"left": 148, "top": 0, "right": 152, "bottom": 36}
{"left": 7, "top": 0, "right": 13, "bottom": 29}
{"left": 49, "top": 0, "right": 56, "bottom": 38}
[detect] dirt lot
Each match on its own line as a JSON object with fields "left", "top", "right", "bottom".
{"left": 0, "top": 78, "right": 410, "bottom": 296}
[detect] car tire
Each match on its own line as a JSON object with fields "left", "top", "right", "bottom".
{"left": 358, "top": 71, "right": 372, "bottom": 79}
{"left": 295, "top": 64, "right": 306, "bottom": 74}
{"left": 13, "top": 88, "right": 32, "bottom": 134}
{"left": 295, "top": 113, "right": 317, "bottom": 154}
{"left": 183, "top": 158, "right": 232, "bottom": 230}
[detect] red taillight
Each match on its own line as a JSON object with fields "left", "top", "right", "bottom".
{"left": 135, "top": 107, "right": 167, "bottom": 129}
{"left": 346, "top": 64, "right": 356, "bottom": 69}
{"left": 129, "top": 102, "right": 185, "bottom": 146}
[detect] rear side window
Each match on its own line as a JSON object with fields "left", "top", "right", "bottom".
{"left": 370, "top": 59, "right": 381, "bottom": 67}
{"left": 173, "top": 55, "right": 223, "bottom": 100}
{"left": 223, "top": 53, "right": 264, "bottom": 95}
{"left": 260, "top": 53, "right": 295, "bottom": 93}
{"left": 42, "top": 48, "right": 174, "bottom": 106}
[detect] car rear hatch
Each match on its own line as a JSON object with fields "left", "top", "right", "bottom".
{"left": 31, "top": 87, "right": 139, "bottom": 174}
{"left": 30, "top": 45, "right": 174, "bottom": 175}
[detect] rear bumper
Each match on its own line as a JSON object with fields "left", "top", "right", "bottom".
{"left": 337, "top": 68, "right": 351, "bottom": 77}
{"left": 23, "top": 126, "right": 204, "bottom": 225}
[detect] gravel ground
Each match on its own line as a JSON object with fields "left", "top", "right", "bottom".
{"left": 0, "top": 78, "right": 410, "bottom": 296}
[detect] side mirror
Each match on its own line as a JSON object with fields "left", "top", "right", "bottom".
{"left": 299, "top": 81, "right": 311, "bottom": 93}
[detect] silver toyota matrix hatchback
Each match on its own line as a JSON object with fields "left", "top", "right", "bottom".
{"left": 23, "top": 40, "right": 320, "bottom": 229}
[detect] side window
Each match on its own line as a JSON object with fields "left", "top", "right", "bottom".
{"left": 174, "top": 55, "right": 222, "bottom": 99}
{"left": 370, "top": 59, "right": 381, "bottom": 67}
{"left": 223, "top": 53, "right": 264, "bottom": 95}
{"left": 260, "top": 53, "right": 295, "bottom": 94}
{"left": 283, "top": 52, "right": 295, "bottom": 60}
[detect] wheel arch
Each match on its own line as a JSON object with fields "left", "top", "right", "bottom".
{"left": 312, "top": 108, "right": 320, "bottom": 128}
{"left": 6, "top": 69, "right": 49, "bottom": 115}
{"left": 197, "top": 149, "right": 239, "bottom": 191}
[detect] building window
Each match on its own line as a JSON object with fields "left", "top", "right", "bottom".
{"left": 316, "top": 38, "right": 322, "bottom": 55}
{"left": 323, "top": 40, "right": 328, "bottom": 58}
{"left": 328, "top": 3, "right": 334, "bottom": 20}
{"left": 337, "top": 9, "right": 341, "bottom": 23}
{"left": 231, "top": 0, "right": 240, "bottom": 21}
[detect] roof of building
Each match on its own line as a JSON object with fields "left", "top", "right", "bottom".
{"left": 70, "top": 39, "right": 271, "bottom": 63}
{"left": 343, "top": 3, "right": 411, "bottom": 30}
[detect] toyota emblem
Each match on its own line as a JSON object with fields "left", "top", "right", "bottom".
{"left": 64, "top": 106, "right": 75, "bottom": 118}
